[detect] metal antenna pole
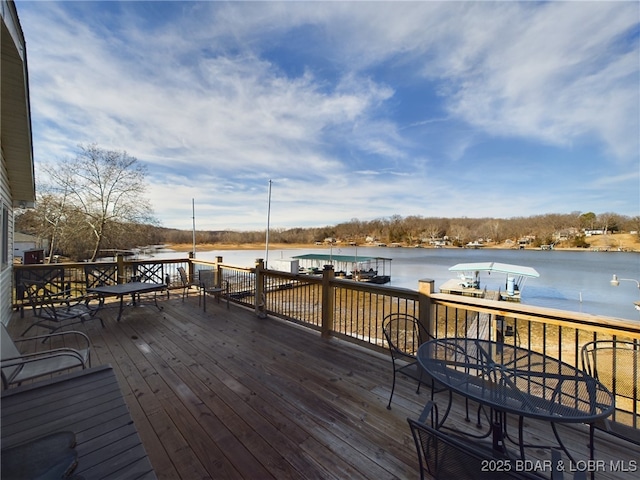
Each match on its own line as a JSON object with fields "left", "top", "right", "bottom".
{"left": 192, "top": 198, "right": 196, "bottom": 258}
{"left": 265, "top": 180, "right": 272, "bottom": 268}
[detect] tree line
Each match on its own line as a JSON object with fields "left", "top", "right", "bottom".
{"left": 15, "top": 145, "right": 639, "bottom": 262}
{"left": 163, "top": 212, "right": 638, "bottom": 248}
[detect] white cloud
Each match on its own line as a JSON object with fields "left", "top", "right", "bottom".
{"left": 18, "top": 1, "right": 639, "bottom": 230}
{"left": 431, "top": 2, "right": 639, "bottom": 160}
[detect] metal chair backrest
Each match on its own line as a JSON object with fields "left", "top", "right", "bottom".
{"left": 177, "top": 267, "right": 189, "bottom": 285}
{"left": 382, "top": 313, "right": 431, "bottom": 360}
{"left": 407, "top": 401, "right": 543, "bottom": 480}
{"left": 22, "top": 281, "right": 62, "bottom": 321}
{"left": 199, "top": 270, "right": 215, "bottom": 288}
{"left": 582, "top": 340, "right": 639, "bottom": 401}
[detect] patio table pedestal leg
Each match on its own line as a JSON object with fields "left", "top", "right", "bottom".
{"left": 492, "top": 421, "right": 505, "bottom": 453}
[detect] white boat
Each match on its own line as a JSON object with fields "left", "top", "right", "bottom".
{"left": 444, "top": 262, "right": 540, "bottom": 301}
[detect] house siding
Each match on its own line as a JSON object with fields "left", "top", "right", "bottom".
{"left": 1, "top": 1, "right": 33, "bottom": 326}
{"left": 1, "top": 148, "right": 14, "bottom": 325}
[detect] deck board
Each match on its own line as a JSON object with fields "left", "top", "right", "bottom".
{"left": 7, "top": 296, "right": 637, "bottom": 480}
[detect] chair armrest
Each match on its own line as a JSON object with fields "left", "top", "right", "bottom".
{"left": 1, "top": 348, "right": 88, "bottom": 367}
{"left": 13, "top": 331, "right": 91, "bottom": 350}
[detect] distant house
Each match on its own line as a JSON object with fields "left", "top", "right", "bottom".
{"left": 1, "top": 0, "right": 36, "bottom": 324}
{"left": 584, "top": 229, "right": 606, "bottom": 236}
{"left": 14, "top": 232, "right": 48, "bottom": 263}
{"left": 518, "top": 236, "right": 535, "bottom": 246}
{"left": 553, "top": 228, "right": 579, "bottom": 242}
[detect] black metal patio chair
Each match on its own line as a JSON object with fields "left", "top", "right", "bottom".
{"left": 177, "top": 266, "right": 197, "bottom": 302}
{"left": 382, "top": 313, "right": 441, "bottom": 409}
{"left": 408, "top": 401, "right": 583, "bottom": 480}
{"left": 199, "top": 270, "right": 229, "bottom": 311}
{"left": 20, "top": 281, "right": 104, "bottom": 337}
{"left": 581, "top": 339, "right": 640, "bottom": 446}
{"left": 1, "top": 431, "right": 82, "bottom": 479}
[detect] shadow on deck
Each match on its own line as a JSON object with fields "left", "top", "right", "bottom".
{"left": 6, "top": 294, "right": 637, "bottom": 479}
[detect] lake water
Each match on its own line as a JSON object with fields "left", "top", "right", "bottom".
{"left": 159, "top": 246, "right": 640, "bottom": 321}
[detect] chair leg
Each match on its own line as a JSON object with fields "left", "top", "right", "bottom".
{"left": 415, "top": 368, "right": 424, "bottom": 394}
{"left": 387, "top": 369, "right": 397, "bottom": 410}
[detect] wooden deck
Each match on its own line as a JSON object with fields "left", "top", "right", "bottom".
{"left": 6, "top": 293, "right": 638, "bottom": 480}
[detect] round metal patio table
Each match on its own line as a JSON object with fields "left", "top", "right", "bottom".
{"left": 417, "top": 337, "right": 614, "bottom": 470}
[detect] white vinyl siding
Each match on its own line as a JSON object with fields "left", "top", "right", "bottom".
{"left": 0, "top": 148, "right": 14, "bottom": 324}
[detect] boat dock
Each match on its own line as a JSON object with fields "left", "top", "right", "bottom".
{"left": 439, "top": 279, "right": 485, "bottom": 298}
{"left": 291, "top": 253, "right": 392, "bottom": 284}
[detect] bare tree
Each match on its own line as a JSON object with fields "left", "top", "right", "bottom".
{"left": 38, "top": 191, "right": 70, "bottom": 263}
{"left": 422, "top": 222, "right": 442, "bottom": 243}
{"left": 44, "top": 144, "right": 155, "bottom": 261}
{"left": 597, "top": 212, "right": 621, "bottom": 234}
{"left": 448, "top": 224, "right": 471, "bottom": 246}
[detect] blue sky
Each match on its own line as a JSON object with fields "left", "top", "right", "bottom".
{"left": 17, "top": 1, "right": 640, "bottom": 231}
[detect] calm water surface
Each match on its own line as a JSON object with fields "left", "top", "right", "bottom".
{"left": 160, "top": 247, "right": 640, "bottom": 321}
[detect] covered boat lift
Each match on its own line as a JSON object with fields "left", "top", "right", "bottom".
{"left": 444, "top": 262, "right": 540, "bottom": 300}
{"left": 291, "top": 254, "right": 392, "bottom": 284}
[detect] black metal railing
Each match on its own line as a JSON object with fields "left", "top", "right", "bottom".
{"left": 332, "top": 280, "right": 419, "bottom": 347}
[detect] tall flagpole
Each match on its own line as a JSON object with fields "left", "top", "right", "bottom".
{"left": 265, "top": 180, "right": 272, "bottom": 268}
{"left": 192, "top": 198, "right": 196, "bottom": 258}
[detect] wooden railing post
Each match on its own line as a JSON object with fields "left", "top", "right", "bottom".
{"left": 321, "top": 265, "right": 335, "bottom": 338}
{"left": 215, "top": 256, "right": 223, "bottom": 287}
{"left": 116, "top": 254, "right": 125, "bottom": 284}
{"left": 255, "top": 258, "right": 266, "bottom": 318}
{"left": 418, "top": 279, "right": 435, "bottom": 337}
{"left": 188, "top": 252, "right": 195, "bottom": 281}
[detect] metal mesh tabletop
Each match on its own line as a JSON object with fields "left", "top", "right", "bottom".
{"left": 417, "top": 338, "right": 614, "bottom": 423}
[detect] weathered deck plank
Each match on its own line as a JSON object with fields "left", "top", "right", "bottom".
{"left": 7, "top": 296, "right": 637, "bottom": 480}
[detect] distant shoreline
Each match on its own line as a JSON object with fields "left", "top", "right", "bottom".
{"left": 168, "top": 233, "right": 638, "bottom": 253}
